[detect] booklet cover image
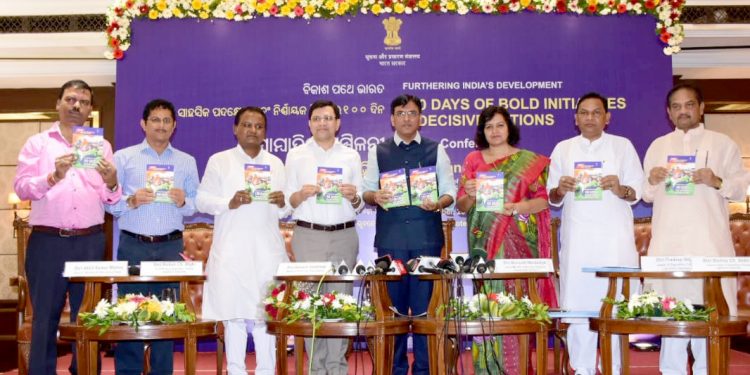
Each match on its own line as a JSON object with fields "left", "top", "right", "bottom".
{"left": 379, "top": 168, "right": 410, "bottom": 209}
{"left": 574, "top": 161, "right": 603, "bottom": 201}
{"left": 146, "top": 164, "right": 174, "bottom": 203}
{"left": 409, "top": 166, "right": 438, "bottom": 206}
{"left": 72, "top": 126, "right": 104, "bottom": 169}
{"left": 316, "top": 166, "right": 343, "bottom": 204}
{"left": 665, "top": 155, "right": 696, "bottom": 195}
{"left": 476, "top": 171, "right": 504, "bottom": 212}
{"left": 244, "top": 164, "right": 271, "bottom": 201}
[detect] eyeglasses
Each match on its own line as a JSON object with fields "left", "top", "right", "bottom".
{"left": 62, "top": 96, "right": 92, "bottom": 107}
{"left": 394, "top": 110, "right": 419, "bottom": 118}
{"left": 147, "top": 117, "right": 174, "bottom": 125}
{"left": 311, "top": 115, "right": 336, "bottom": 123}
{"left": 576, "top": 110, "right": 604, "bottom": 118}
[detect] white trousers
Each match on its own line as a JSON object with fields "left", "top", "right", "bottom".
{"left": 567, "top": 323, "right": 622, "bottom": 375}
{"left": 659, "top": 337, "right": 707, "bottom": 375}
{"left": 224, "top": 319, "right": 276, "bottom": 375}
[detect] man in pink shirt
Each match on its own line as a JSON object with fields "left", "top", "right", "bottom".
{"left": 14, "top": 79, "right": 121, "bottom": 375}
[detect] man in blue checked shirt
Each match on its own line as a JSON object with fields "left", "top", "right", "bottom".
{"left": 105, "top": 98, "right": 199, "bottom": 375}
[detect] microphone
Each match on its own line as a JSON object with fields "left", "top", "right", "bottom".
{"left": 418, "top": 265, "right": 447, "bottom": 274}
{"left": 353, "top": 260, "right": 367, "bottom": 275}
{"left": 405, "top": 258, "right": 421, "bottom": 273}
{"left": 372, "top": 255, "right": 393, "bottom": 275}
{"left": 436, "top": 258, "right": 458, "bottom": 273}
{"left": 475, "top": 258, "right": 488, "bottom": 274}
{"left": 337, "top": 260, "right": 349, "bottom": 275}
{"left": 485, "top": 259, "right": 496, "bottom": 273}
{"left": 452, "top": 254, "right": 467, "bottom": 267}
{"left": 391, "top": 259, "right": 408, "bottom": 275}
{"left": 461, "top": 255, "right": 482, "bottom": 273}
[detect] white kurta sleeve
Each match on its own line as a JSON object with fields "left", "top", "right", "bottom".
{"left": 621, "top": 140, "right": 644, "bottom": 204}
{"left": 196, "top": 155, "right": 231, "bottom": 216}
{"left": 547, "top": 142, "right": 565, "bottom": 208}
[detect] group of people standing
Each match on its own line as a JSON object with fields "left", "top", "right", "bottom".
{"left": 14, "top": 79, "right": 747, "bottom": 375}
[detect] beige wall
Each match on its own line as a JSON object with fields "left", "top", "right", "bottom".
{"left": 0, "top": 121, "right": 53, "bottom": 299}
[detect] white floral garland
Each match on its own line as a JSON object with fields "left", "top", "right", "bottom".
{"left": 105, "top": 0, "right": 685, "bottom": 59}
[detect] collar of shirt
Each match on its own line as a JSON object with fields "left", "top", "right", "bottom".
{"left": 136, "top": 138, "right": 174, "bottom": 158}
{"left": 233, "top": 144, "right": 265, "bottom": 163}
{"left": 393, "top": 131, "right": 421, "bottom": 146}
{"left": 575, "top": 132, "right": 607, "bottom": 153}
{"left": 307, "top": 137, "right": 342, "bottom": 155}
{"left": 672, "top": 123, "right": 705, "bottom": 139}
{"left": 47, "top": 121, "right": 72, "bottom": 146}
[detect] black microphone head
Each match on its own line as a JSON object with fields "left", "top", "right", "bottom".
{"left": 355, "top": 265, "right": 367, "bottom": 275}
{"left": 406, "top": 258, "right": 420, "bottom": 273}
{"left": 374, "top": 255, "right": 392, "bottom": 273}
{"left": 485, "top": 259, "right": 496, "bottom": 273}
{"left": 338, "top": 264, "right": 349, "bottom": 275}
{"left": 453, "top": 255, "right": 465, "bottom": 266}
{"left": 464, "top": 255, "right": 482, "bottom": 273}
{"left": 476, "top": 263, "right": 487, "bottom": 274}
{"left": 437, "top": 259, "right": 458, "bottom": 273}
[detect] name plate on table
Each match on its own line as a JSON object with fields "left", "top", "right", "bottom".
{"left": 693, "top": 257, "right": 750, "bottom": 271}
{"left": 140, "top": 261, "right": 203, "bottom": 276}
{"left": 63, "top": 261, "right": 128, "bottom": 277}
{"left": 640, "top": 256, "right": 694, "bottom": 271}
{"left": 492, "top": 259, "right": 553, "bottom": 273}
{"left": 276, "top": 262, "right": 334, "bottom": 276}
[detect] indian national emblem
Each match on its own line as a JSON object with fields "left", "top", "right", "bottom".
{"left": 383, "top": 17, "right": 402, "bottom": 47}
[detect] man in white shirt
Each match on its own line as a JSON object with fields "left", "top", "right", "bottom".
{"left": 643, "top": 83, "right": 749, "bottom": 375}
{"left": 547, "top": 92, "right": 643, "bottom": 375}
{"left": 285, "top": 100, "right": 364, "bottom": 375}
{"left": 196, "top": 107, "right": 289, "bottom": 375}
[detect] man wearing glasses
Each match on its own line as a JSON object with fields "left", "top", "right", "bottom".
{"left": 363, "top": 94, "right": 456, "bottom": 375}
{"left": 14, "top": 79, "right": 121, "bottom": 374}
{"left": 105, "top": 99, "right": 199, "bottom": 374}
{"left": 284, "top": 99, "right": 364, "bottom": 374}
{"left": 547, "top": 92, "right": 643, "bottom": 375}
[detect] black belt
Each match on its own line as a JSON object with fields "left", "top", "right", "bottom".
{"left": 33, "top": 224, "right": 103, "bottom": 237}
{"left": 122, "top": 230, "right": 183, "bottom": 243}
{"left": 296, "top": 220, "right": 356, "bottom": 232}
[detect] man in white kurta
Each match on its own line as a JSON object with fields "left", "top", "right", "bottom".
{"left": 196, "top": 107, "right": 290, "bottom": 375}
{"left": 285, "top": 100, "right": 364, "bottom": 375}
{"left": 643, "top": 84, "right": 748, "bottom": 375}
{"left": 547, "top": 93, "right": 643, "bottom": 375}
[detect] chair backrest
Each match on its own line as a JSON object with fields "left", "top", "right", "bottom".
{"left": 13, "top": 216, "right": 33, "bottom": 318}
{"left": 633, "top": 217, "right": 653, "bottom": 258}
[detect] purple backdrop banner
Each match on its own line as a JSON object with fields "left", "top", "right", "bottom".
{"left": 115, "top": 13, "right": 673, "bottom": 259}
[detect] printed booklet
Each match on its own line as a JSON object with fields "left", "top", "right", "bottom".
{"left": 379, "top": 168, "right": 410, "bottom": 209}
{"left": 665, "top": 155, "right": 695, "bottom": 195}
{"left": 476, "top": 171, "right": 504, "bottom": 212}
{"left": 316, "top": 166, "right": 343, "bottom": 204}
{"left": 146, "top": 164, "right": 174, "bottom": 204}
{"left": 72, "top": 126, "right": 104, "bottom": 169}
{"left": 244, "top": 164, "right": 271, "bottom": 201}
{"left": 574, "top": 161, "right": 603, "bottom": 200}
{"left": 409, "top": 166, "right": 438, "bottom": 206}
